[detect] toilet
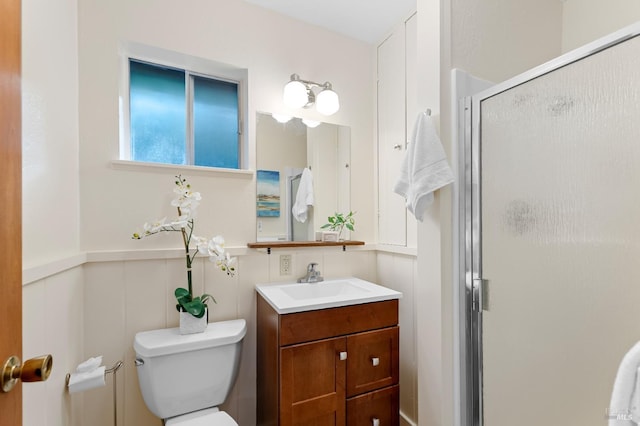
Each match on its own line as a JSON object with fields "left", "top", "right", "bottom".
{"left": 133, "top": 319, "right": 246, "bottom": 425}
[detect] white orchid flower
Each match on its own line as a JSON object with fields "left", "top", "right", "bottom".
{"left": 192, "top": 235, "right": 210, "bottom": 254}
{"left": 143, "top": 218, "right": 167, "bottom": 234}
{"left": 133, "top": 175, "right": 237, "bottom": 307}
{"left": 168, "top": 218, "right": 189, "bottom": 229}
{"left": 208, "top": 236, "right": 226, "bottom": 256}
{"left": 171, "top": 182, "right": 202, "bottom": 210}
{"left": 211, "top": 251, "right": 236, "bottom": 276}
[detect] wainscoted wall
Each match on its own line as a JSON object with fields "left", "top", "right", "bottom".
{"left": 22, "top": 267, "right": 84, "bottom": 426}
{"left": 23, "top": 247, "right": 423, "bottom": 426}
{"left": 376, "top": 250, "right": 419, "bottom": 426}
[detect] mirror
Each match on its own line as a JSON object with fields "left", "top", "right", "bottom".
{"left": 256, "top": 112, "right": 350, "bottom": 242}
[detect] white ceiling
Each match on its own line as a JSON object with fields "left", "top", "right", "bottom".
{"left": 243, "top": 0, "right": 416, "bottom": 44}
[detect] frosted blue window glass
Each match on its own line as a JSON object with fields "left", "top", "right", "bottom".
{"left": 130, "top": 61, "right": 186, "bottom": 165}
{"left": 193, "top": 76, "right": 239, "bottom": 168}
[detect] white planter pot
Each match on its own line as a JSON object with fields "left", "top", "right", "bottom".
{"left": 179, "top": 308, "right": 208, "bottom": 335}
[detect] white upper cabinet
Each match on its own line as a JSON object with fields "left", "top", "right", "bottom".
{"left": 377, "top": 13, "right": 418, "bottom": 247}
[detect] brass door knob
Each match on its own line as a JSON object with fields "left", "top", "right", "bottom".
{"left": 1, "top": 354, "right": 53, "bottom": 393}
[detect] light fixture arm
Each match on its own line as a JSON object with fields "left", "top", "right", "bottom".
{"left": 289, "top": 74, "right": 333, "bottom": 92}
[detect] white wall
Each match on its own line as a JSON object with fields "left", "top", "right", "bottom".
{"left": 376, "top": 251, "right": 419, "bottom": 425}
{"left": 22, "top": 268, "right": 84, "bottom": 426}
{"left": 562, "top": 0, "right": 640, "bottom": 52}
{"left": 77, "top": 0, "right": 375, "bottom": 252}
{"left": 22, "top": 0, "right": 80, "bottom": 268}
{"left": 21, "top": 0, "right": 84, "bottom": 421}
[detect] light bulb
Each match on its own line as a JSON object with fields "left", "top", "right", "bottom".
{"left": 283, "top": 80, "right": 309, "bottom": 109}
{"left": 302, "top": 119, "right": 321, "bottom": 128}
{"left": 316, "top": 88, "right": 340, "bottom": 115}
{"left": 272, "top": 114, "right": 292, "bottom": 123}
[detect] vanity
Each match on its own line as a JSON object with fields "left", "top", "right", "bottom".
{"left": 256, "top": 278, "right": 402, "bottom": 426}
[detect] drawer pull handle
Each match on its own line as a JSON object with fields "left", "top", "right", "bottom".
{"left": 371, "top": 357, "right": 380, "bottom": 366}
{"left": 339, "top": 351, "right": 348, "bottom": 361}
{"left": 372, "top": 417, "right": 380, "bottom": 426}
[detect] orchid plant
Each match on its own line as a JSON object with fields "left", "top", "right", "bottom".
{"left": 132, "top": 175, "right": 235, "bottom": 319}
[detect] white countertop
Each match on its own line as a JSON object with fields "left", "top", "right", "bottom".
{"left": 255, "top": 277, "right": 402, "bottom": 314}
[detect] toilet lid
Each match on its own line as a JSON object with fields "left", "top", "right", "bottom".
{"left": 165, "top": 410, "right": 238, "bottom": 426}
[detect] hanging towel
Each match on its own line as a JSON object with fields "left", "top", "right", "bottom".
{"left": 609, "top": 341, "right": 640, "bottom": 425}
{"left": 292, "top": 168, "right": 314, "bottom": 223}
{"left": 393, "top": 112, "right": 454, "bottom": 221}
{"left": 631, "top": 366, "right": 640, "bottom": 422}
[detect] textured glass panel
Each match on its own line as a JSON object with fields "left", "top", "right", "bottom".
{"left": 193, "top": 76, "right": 239, "bottom": 168}
{"left": 480, "top": 35, "right": 640, "bottom": 425}
{"left": 130, "top": 61, "right": 186, "bottom": 164}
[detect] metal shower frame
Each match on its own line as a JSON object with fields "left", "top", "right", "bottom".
{"left": 460, "top": 22, "right": 640, "bottom": 426}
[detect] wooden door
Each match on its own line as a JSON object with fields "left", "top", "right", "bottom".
{"left": 280, "top": 338, "right": 346, "bottom": 426}
{"left": 0, "top": 0, "right": 23, "bottom": 423}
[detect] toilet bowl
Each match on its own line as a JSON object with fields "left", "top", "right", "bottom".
{"left": 134, "top": 319, "right": 246, "bottom": 425}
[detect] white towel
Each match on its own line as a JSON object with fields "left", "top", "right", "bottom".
{"left": 393, "top": 112, "right": 454, "bottom": 221}
{"left": 292, "top": 168, "right": 314, "bottom": 223}
{"left": 609, "top": 341, "right": 640, "bottom": 425}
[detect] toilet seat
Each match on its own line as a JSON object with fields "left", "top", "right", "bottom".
{"left": 165, "top": 408, "right": 238, "bottom": 426}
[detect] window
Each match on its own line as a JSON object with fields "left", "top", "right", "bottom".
{"left": 123, "top": 51, "right": 245, "bottom": 170}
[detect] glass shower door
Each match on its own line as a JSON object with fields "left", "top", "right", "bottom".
{"left": 474, "top": 31, "right": 640, "bottom": 425}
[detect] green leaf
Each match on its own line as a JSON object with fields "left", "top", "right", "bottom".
{"left": 346, "top": 223, "right": 354, "bottom": 231}
{"left": 320, "top": 224, "right": 331, "bottom": 229}
{"left": 182, "top": 299, "right": 206, "bottom": 318}
{"left": 175, "top": 287, "right": 192, "bottom": 305}
{"left": 200, "top": 293, "right": 217, "bottom": 305}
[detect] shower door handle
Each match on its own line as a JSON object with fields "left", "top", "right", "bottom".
{"left": 472, "top": 278, "right": 489, "bottom": 312}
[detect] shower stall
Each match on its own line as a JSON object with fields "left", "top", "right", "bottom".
{"left": 461, "top": 23, "right": 640, "bottom": 426}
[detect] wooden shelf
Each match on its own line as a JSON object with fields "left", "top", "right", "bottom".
{"left": 247, "top": 240, "right": 365, "bottom": 253}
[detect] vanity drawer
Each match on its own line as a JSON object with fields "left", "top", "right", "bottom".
{"left": 346, "top": 385, "right": 399, "bottom": 426}
{"left": 346, "top": 327, "right": 399, "bottom": 397}
{"left": 279, "top": 300, "right": 398, "bottom": 346}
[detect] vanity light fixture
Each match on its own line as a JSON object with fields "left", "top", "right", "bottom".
{"left": 283, "top": 74, "right": 340, "bottom": 116}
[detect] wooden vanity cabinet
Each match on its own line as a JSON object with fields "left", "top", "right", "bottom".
{"left": 257, "top": 295, "right": 400, "bottom": 426}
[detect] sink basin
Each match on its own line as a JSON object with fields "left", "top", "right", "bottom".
{"left": 280, "top": 280, "right": 368, "bottom": 300}
{"left": 256, "top": 277, "right": 402, "bottom": 314}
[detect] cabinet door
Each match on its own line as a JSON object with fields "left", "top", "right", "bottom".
{"left": 347, "top": 385, "right": 399, "bottom": 426}
{"left": 280, "top": 337, "right": 347, "bottom": 426}
{"left": 346, "top": 327, "right": 399, "bottom": 397}
{"left": 377, "top": 26, "right": 407, "bottom": 246}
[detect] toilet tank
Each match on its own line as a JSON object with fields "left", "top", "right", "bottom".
{"left": 134, "top": 319, "right": 246, "bottom": 420}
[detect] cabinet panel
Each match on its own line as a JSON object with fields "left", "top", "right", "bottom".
{"left": 377, "top": 27, "right": 408, "bottom": 246}
{"left": 280, "top": 338, "right": 346, "bottom": 426}
{"left": 280, "top": 300, "right": 398, "bottom": 346}
{"left": 347, "top": 385, "right": 399, "bottom": 426}
{"left": 346, "top": 327, "right": 399, "bottom": 397}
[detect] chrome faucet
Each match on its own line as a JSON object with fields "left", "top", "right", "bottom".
{"left": 298, "top": 262, "right": 324, "bottom": 283}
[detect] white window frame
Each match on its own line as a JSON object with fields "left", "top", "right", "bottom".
{"left": 118, "top": 42, "right": 248, "bottom": 170}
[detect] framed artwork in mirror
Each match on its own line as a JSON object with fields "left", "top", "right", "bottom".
{"left": 257, "top": 170, "right": 280, "bottom": 217}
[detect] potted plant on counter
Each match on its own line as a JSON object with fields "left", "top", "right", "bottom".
{"left": 132, "top": 175, "right": 235, "bottom": 334}
{"left": 321, "top": 211, "right": 356, "bottom": 241}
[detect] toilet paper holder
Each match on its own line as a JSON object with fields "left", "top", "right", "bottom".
{"left": 64, "top": 359, "right": 123, "bottom": 387}
{"left": 66, "top": 360, "right": 123, "bottom": 426}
